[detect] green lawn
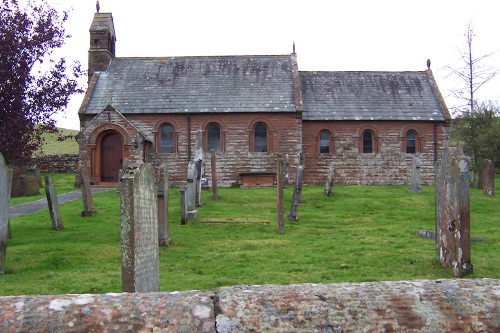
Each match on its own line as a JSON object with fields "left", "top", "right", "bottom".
{"left": 2, "top": 174, "right": 498, "bottom": 296}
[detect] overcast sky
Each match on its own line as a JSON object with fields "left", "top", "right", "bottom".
{"left": 43, "top": 0, "right": 500, "bottom": 130}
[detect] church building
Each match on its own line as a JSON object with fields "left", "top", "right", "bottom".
{"left": 78, "top": 12, "right": 451, "bottom": 187}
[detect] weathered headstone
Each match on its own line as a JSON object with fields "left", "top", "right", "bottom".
{"left": 79, "top": 166, "right": 97, "bottom": 217}
{"left": 120, "top": 163, "right": 160, "bottom": 293}
{"left": 195, "top": 129, "right": 203, "bottom": 207}
{"left": 0, "top": 153, "right": 13, "bottom": 274}
{"left": 74, "top": 160, "right": 83, "bottom": 188}
{"left": 186, "top": 161, "right": 198, "bottom": 220}
{"left": 45, "top": 175, "right": 63, "bottom": 231}
{"left": 117, "top": 158, "right": 130, "bottom": 194}
{"left": 478, "top": 159, "right": 495, "bottom": 196}
{"left": 180, "top": 186, "right": 187, "bottom": 225}
{"left": 297, "top": 153, "right": 305, "bottom": 203}
{"left": 287, "top": 166, "right": 304, "bottom": 221}
{"left": 211, "top": 149, "right": 218, "bottom": 201}
{"left": 157, "top": 165, "right": 170, "bottom": 247}
{"left": 276, "top": 156, "right": 285, "bottom": 234}
{"left": 324, "top": 162, "right": 335, "bottom": 196}
{"left": 435, "top": 147, "right": 473, "bottom": 277}
{"left": 409, "top": 154, "right": 423, "bottom": 193}
{"left": 284, "top": 154, "right": 290, "bottom": 188}
{"left": 33, "top": 167, "right": 43, "bottom": 188}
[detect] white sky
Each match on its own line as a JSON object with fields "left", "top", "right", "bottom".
{"left": 43, "top": 0, "right": 500, "bottom": 130}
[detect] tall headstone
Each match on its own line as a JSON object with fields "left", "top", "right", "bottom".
{"left": 45, "top": 175, "right": 63, "bottom": 231}
{"left": 287, "top": 166, "right": 304, "bottom": 221}
{"left": 74, "top": 160, "right": 83, "bottom": 188}
{"left": 409, "top": 154, "right": 423, "bottom": 193}
{"left": 324, "top": 162, "right": 335, "bottom": 196}
{"left": 179, "top": 186, "right": 187, "bottom": 225}
{"left": 195, "top": 129, "right": 203, "bottom": 207}
{"left": 211, "top": 150, "right": 218, "bottom": 201}
{"left": 478, "top": 159, "right": 495, "bottom": 196}
{"left": 276, "top": 156, "right": 285, "bottom": 234}
{"left": 120, "top": 163, "right": 160, "bottom": 293}
{"left": 117, "top": 158, "right": 130, "bottom": 194}
{"left": 297, "top": 153, "right": 305, "bottom": 203}
{"left": 0, "top": 153, "right": 13, "bottom": 274}
{"left": 33, "top": 167, "right": 43, "bottom": 188}
{"left": 80, "top": 166, "right": 97, "bottom": 217}
{"left": 435, "top": 147, "right": 473, "bottom": 277}
{"left": 157, "top": 165, "right": 170, "bottom": 247}
{"left": 186, "top": 161, "right": 198, "bottom": 220}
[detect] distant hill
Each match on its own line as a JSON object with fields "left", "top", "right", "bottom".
{"left": 33, "top": 128, "right": 79, "bottom": 156}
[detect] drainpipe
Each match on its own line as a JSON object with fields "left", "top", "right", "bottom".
{"left": 188, "top": 114, "right": 192, "bottom": 161}
{"left": 433, "top": 122, "right": 438, "bottom": 162}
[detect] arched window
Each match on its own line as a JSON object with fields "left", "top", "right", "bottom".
{"left": 406, "top": 130, "right": 416, "bottom": 154}
{"left": 160, "top": 124, "right": 174, "bottom": 153}
{"left": 320, "top": 130, "right": 331, "bottom": 154}
{"left": 207, "top": 123, "right": 221, "bottom": 153}
{"left": 254, "top": 122, "right": 268, "bottom": 152}
{"left": 362, "top": 130, "right": 373, "bottom": 153}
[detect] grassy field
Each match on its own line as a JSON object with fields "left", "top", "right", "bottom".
{"left": 2, "top": 174, "right": 499, "bottom": 296}
{"left": 33, "top": 127, "right": 79, "bottom": 157}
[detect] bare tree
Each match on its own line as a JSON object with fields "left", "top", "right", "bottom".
{"left": 445, "top": 21, "right": 498, "bottom": 115}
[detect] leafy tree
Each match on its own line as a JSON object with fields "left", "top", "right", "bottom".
{"left": 454, "top": 100, "right": 500, "bottom": 167}
{"left": 0, "top": 0, "right": 83, "bottom": 166}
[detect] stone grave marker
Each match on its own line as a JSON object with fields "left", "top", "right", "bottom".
{"left": 74, "top": 160, "right": 83, "bottom": 188}
{"left": 287, "top": 166, "right": 304, "bottom": 221}
{"left": 409, "top": 154, "right": 423, "bottom": 193}
{"left": 0, "top": 153, "right": 13, "bottom": 274}
{"left": 186, "top": 161, "right": 198, "bottom": 221}
{"left": 324, "top": 162, "right": 335, "bottom": 196}
{"left": 478, "top": 159, "right": 495, "bottom": 196}
{"left": 195, "top": 129, "right": 203, "bottom": 207}
{"left": 298, "top": 153, "right": 305, "bottom": 203}
{"left": 120, "top": 163, "right": 160, "bottom": 293}
{"left": 277, "top": 156, "right": 285, "bottom": 234}
{"left": 435, "top": 147, "right": 473, "bottom": 277}
{"left": 34, "top": 167, "right": 43, "bottom": 188}
{"left": 45, "top": 174, "right": 63, "bottom": 231}
{"left": 179, "top": 186, "right": 187, "bottom": 225}
{"left": 157, "top": 164, "right": 171, "bottom": 247}
{"left": 117, "top": 158, "right": 130, "bottom": 194}
{"left": 211, "top": 149, "right": 218, "bottom": 200}
{"left": 79, "top": 166, "right": 97, "bottom": 217}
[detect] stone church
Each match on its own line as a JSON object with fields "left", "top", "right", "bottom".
{"left": 77, "top": 12, "right": 451, "bottom": 187}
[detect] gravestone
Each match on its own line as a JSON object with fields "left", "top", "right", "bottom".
{"left": 179, "top": 186, "right": 187, "bottom": 225}
{"left": 211, "top": 149, "right": 218, "bottom": 200}
{"left": 287, "top": 166, "right": 304, "bottom": 221}
{"left": 74, "top": 160, "right": 83, "bottom": 188}
{"left": 324, "top": 162, "right": 334, "bottom": 196}
{"left": 0, "top": 153, "right": 13, "bottom": 274}
{"left": 195, "top": 129, "right": 203, "bottom": 207}
{"left": 79, "top": 166, "right": 97, "bottom": 217}
{"left": 297, "top": 153, "right": 305, "bottom": 203}
{"left": 157, "top": 165, "right": 171, "bottom": 247}
{"left": 117, "top": 158, "right": 130, "bottom": 194}
{"left": 45, "top": 175, "right": 63, "bottom": 231}
{"left": 478, "top": 159, "right": 495, "bottom": 196}
{"left": 276, "top": 156, "right": 285, "bottom": 234}
{"left": 435, "top": 147, "right": 473, "bottom": 277}
{"left": 120, "top": 163, "right": 160, "bottom": 293}
{"left": 284, "top": 154, "right": 290, "bottom": 188}
{"left": 33, "top": 167, "right": 43, "bottom": 188}
{"left": 186, "top": 161, "right": 198, "bottom": 221}
{"left": 409, "top": 154, "right": 423, "bottom": 193}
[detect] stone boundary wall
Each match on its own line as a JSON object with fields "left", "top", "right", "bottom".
{"left": 0, "top": 279, "right": 498, "bottom": 332}
{"left": 27, "top": 154, "right": 79, "bottom": 173}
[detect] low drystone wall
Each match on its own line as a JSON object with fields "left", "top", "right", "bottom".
{"left": 0, "top": 279, "right": 498, "bottom": 332}
{"left": 29, "top": 154, "right": 79, "bottom": 173}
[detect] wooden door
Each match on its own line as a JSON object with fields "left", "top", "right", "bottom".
{"left": 101, "top": 133, "right": 122, "bottom": 182}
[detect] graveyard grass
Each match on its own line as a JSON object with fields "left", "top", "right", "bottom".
{"left": 2, "top": 174, "right": 499, "bottom": 296}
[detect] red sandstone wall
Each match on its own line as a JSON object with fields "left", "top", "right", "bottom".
{"left": 301, "top": 120, "right": 450, "bottom": 186}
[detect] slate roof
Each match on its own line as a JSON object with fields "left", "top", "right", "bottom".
{"left": 300, "top": 71, "right": 447, "bottom": 121}
{"left": 84, "top": 55, "right": 295, "bottom": 114}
